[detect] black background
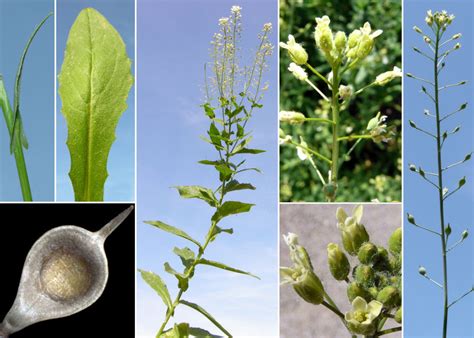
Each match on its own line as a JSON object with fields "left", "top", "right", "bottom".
{"left": 0, "top": 203, "right": 135, "bottom": 337}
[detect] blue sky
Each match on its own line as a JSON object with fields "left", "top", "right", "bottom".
{"left": 136, "top": 0, "right": 278, "bottom": 336}
{"left": 56, "top": 0, "right": 135, "bottom": 201}
{"left": 0, "top": 0, "right": 54, "bottom": 201}
{"left": 404, "top": 1, "right": 474, "bottom": 337}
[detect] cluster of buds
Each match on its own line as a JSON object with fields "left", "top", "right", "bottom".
{"left": 280, "top": 233, "right": 325, "bottom": 305}
{"left": 426, "top": 10, "right": 454, "bottom": 29}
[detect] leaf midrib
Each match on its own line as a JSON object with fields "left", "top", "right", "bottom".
{"left": 85, "top": 9, "right": 94, "bottom": 200}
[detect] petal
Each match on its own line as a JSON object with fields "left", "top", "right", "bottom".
{"left": 279, "top": 42, "right": 289, "bottom": 49}
{"left": 367, "top": 300, "right": 383, "bottom": 317}
{"left": 371, "top": 29, "right": 383, "bottom": 38}
{"left": 352, "top": 296, "right": 368, "bottom": 312}
{"left": 336, "top": 207, "right": 348, "bottom": 224}
{"left": 352, "top": 205, "right": 364, "bottom": 223}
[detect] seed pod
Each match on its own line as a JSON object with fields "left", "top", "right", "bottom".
{"left": 327, "top": 243, "right": 350, "bottom": 281}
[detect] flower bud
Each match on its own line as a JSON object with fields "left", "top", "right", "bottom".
{"left": 288, "top": 62, "right": 308, "bottom": 81}
{"left": 452, "top": 33, "right": 462, "bottom": 40}
{"left": 376, "top": 286, "right": 401, "bottom": 308}
{"left": 374, "top": 66, "right": 402, "bottom": 86}
{"left": 323, "top": 182, "right": 337, "bottom": 201}
{"left": 347, "top": 30, "right": 362, "bottom": 48}
{"left": 347, "top": 282, "right": 372, "bottom": 302}
{"left": 388, "top": 228, "right": 402, "bottom": 255}
{"left": 358, "top": 242, "right": 378, "bottom": 264}
{"left": 395, "top": 307, "right": 402, "bottom": 323}
{"left": 389, "top": 256, "right": 402, "bottom": 274}
{"left": 425, "top": 10, "right": 433, "bottom": 26}
{"left": 292, "top": 268, "right": 325, "bottom": 305}
{"left": 334, "top": 31, "right": 347, "bottom": 53}
{"left": 356, "top": 34, "right": 374, "bottom": 60}
{"left": 279, "top": 35, "right": 308, "bottom": 65}
{"left": 454, "top": 43, "right": 461, "bottom": 50}
{"left": 409, "top": 164, "right": 416, "bottom": 171}
{"left": 315, "top": 16, "right": 334, "bottom": 54}
{"left": 354, "top": 264, "right": 376, "bottom": 287}
{"left": 341, "top": 223, "right": 370, "bottom": 256}
{"left": 368, "top": 287, "right": 378, "bottom": 299}
{"left": 373, "top": 246, "right": 390, "bottom": 271}
{"left": 423, "top": 36, "right": 431, "bottom": 44}
{"left": 338, "top": 85, "right": 353, "bottom": 100}
{"left": 327, "top": 243, "right": 350, "bottom": 281}
{"left": 279, "top": 111, "right": 306, "bottom": 124}
{"left": 413, "top": 26, "right": 422, "bottom": 34}
{"left": 418, "top": 266, "right": 426, "bottom": 276}
{"left": 462, "top": 230, "right": 469, "bottom": 239}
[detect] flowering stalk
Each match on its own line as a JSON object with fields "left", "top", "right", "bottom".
{"left": 280, "top": 16, "right": 401, "bottom": 201}
{"left": 407, "top": 10, "right": 473, "bottom": 338}
{"left": 281, "top": 206, "right": 402, "bottom": 337}
{"left": 140, "top": 6, "right": 273, "bottom": 337}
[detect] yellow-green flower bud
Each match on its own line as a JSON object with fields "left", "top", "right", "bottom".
{"left": 327, "top": 243, "right": 350, "bottom": 281}
{"left": 279, "top": 35, "right": 308, "bottom": 65}
{"left": 292, "top": 268, "right": 325, "bottom": 305}
{"left": 358, "top": 242, "right": 378, "bottom": 264}
{"left": 425, "top": 10, "right": 433, "bottom": 26}
{"left": 389, "top": 256, "right": 402, "bottom": 274}
{"left": 356, "top": 34, "right": 374, "bottom": 60}
{"left": 345, "top": 297, "right": 383, "bottom": 336}
{"left": 368, "top": 287, "right": 378, "bottom": 299}
{"left": 347, "top": 282, "right": 372, "bottom": 302}
{"left": 334, "top": 31, "right": 347, "bottom": 53}
{"left": 315, "top": 16, "right": 334, "bottom": 54}
{"left": 413, "top": 26, "right": 422, "bottom": 34}
{"left": 373, "top": 246, "right": 390, "bottom": 271}
{"left": 376, "top": 286, "right": 401, "bottom": 308}
{"left": 341, "top": 224, "right": 370, "bottom": 256}
{"left": 279, "top": 111, "right": 306, "bottom": 125}
{"left": 462, "top": 230, "right": 469, "bottom": 239}
{"left": 374, "top": 66, "right": 402, "bottom": 86}
{"left": 418, "top": 266, "right": 427, "bottom": 276}
{"left": 388, "top": 227, "right": 402, "bottom": 255}
{"left": 288, "top": 62, "right": 308, "bottom": 81}
{"left": 395, "top": 307, "right": 402, "bottom": 324}
{"left": 347, "top": 30, "right": 362, "bottom": 49}
{"left": 355, "top": 265, "right": 376, "bottom": 287}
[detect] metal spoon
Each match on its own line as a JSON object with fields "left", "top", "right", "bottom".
{"left": 0, "top": 206, "right": 134, "bottom": 337}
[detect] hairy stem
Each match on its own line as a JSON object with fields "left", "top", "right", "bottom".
{"left": 329, "top": 67, "right": 340, "bottom": 201}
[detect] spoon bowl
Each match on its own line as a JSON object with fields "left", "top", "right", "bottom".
{"left": 0, "top": 206, "right": 133, "bottom": 337}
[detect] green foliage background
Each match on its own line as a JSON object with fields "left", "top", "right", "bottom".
{"left": 280, "top": 0, "right": 401, "bottom": 202}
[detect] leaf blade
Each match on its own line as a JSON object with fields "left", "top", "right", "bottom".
{"left": 145, "top": 220, "right": 202, "bottom": 248}
{"left": 211, "top": 201, "right": 254, "bottom": 223}
{"left": 197, "top": 258, "right": 260, "bottom": 279}
{"left": 58, "top": 8, "right": 134, "bottom": 201}
{"left": 139, "top": 269, "right": 172, "bottom": 309}
{"left": 179, "top": 300, "right": 232, "bottom": 337}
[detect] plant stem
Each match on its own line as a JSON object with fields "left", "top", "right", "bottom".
{"left": 329, "top": 67, "right": 340, "bottom": 201}
{"left": 376, "top": 326, "right": 402, "bottom": 336}
{"left": 433, "top": 27, "right": 449, "bottom": 338}
{"left": 338, "top": 134, "right": 372, "bottom": 142}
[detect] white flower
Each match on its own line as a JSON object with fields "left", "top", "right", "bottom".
{"left": 297, "top": 136, "right": 310, "bottom": 161}
{"left": 231, "top": 5, "right": 241, "bottom": 14}
{"left": 280, "top": 35, "right": 308, "bottom": 65}
{"left": 283, "top": 232, "right": 299, "bottom": 246}
{"left": 218, "top": 17, "right": 229, "bottom": 26}
{"left": 338, "top": 85, "right": 353, "bottom": 100}
{"left": 345, "top": 297, "right": 383, "bottom": 335}
{"left": 279, "top": 111, "right": 306, "bottom": 124}
{"left": 374, "top": 66, "right": 402, "bottom": 86}
{"left": 288, "top": 62, "right": 308, "bottom": 81}
{"left": 360, "top": 22, "right": 383, "bottom": 39}
{"left": 263, "top": 23, "right": 272, "bottom": 32}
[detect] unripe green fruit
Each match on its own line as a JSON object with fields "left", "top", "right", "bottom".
{"left": 388, "top": 228, "right": 402, "bottom": 255}
{"left": 358, "top": 242, "right": 378, "bottom": 264}
{"left": 354, "top": 264, "right": 375, "bottom": 287}
{"left": 376, "top": 286, "right": 401, "bottom": 308}
{"left": 347, "top": 282, "right": 372, "bottom": 302}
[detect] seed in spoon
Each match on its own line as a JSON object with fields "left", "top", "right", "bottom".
{"left": 40, "top": 250, "right": 92, "bottom": 301}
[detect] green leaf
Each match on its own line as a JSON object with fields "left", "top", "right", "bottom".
{"left": 10, "top": 12, "right": 52, "bottom": 152}
{"left": 214, "top": 163, "right": 233, "bottom": 181}
{"left": 202, "top": 103, "right": 215, "bottom": 119}
{"left": 223, "top": 180, "right": 256, "bottom": 194}
{"left": 211, "top": 201, "right": 254, "bottom": 223}
{"left": 173, "top": 247, "right": 195, "bottom": 269}
{"left": 164, "top": 262, "right": 189, "bottom": 291}
{"left": 208, "top": 123, "right": 222, "bottom": 148}
{"left": 198, "top": 159, "right": 224, "bottom": 166}
{"left": 174, "top": 185, "right": 217, "bottom": 207}
{"left": 179, "top": 300, "right": 232, "bottom": 337}
{"left": 188, "top": 327, "right": 221, "bottom": 338}
{"left": 160, "top": 322, "right": 190, "bottom": 338}
{"left": 139, "top": 269, "right": 172, "bottom": 309}
{"left": 58, "top": 8, "right": 134, "bottom": 201}
{"left": 197, "top": 258, "right": 260, "bottom": 279}
{"left": 209, "top": 226, "right": 234, "bottom": 242}
{"left": 236, "top": 124, "right": 244, "bottom": 137}
{"left": 233, "top": 148, "right": 266, "bottom": 155}
{"left": 145, "top": 220, "right": 202, "bottom": 248}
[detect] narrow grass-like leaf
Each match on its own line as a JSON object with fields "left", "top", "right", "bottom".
{"left": 179, "top": 300, "right": 232, "bottom": 337}
{"left": 174, "top": 185, "right": 217, "bottom": 207}
{"left": 197, "top": 258, "right": 260, "bottom": 279}
{"left": 58, "top": 8, "right": 133, "bottom": 201}
{"left": 145, "top": 220, "right": 202, "bottom": 248}
{"left": 139, "top": 269, "right": 172, "bottom": 309}
{"left": 10, "top": 12, "right": 53, "bottom": 153}
{"left": 211, "top": 201, "right": 254, "bottom": 223}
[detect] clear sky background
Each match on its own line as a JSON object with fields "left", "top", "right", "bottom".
{"left": 404, "top": 1, "right": 474, "bottom": 337}
{"left": 136, "top": 0, "right": 278, "bottom": 336}
{"left": 0, "top": 0, "right": 54, "bottom": 201}
{"left": 56, "top": 0, "right": 135, "bottom": 201}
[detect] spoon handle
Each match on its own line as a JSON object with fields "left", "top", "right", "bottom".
{"left": 96, "top": 205, "right": 134, "bottom": 241}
